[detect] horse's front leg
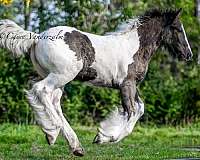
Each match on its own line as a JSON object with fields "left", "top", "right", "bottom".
{"left": 120, "top": 79, "right": 137, "bottom": 120}
{"left": 93, "top": 79, "right": 144, "bottom": 144}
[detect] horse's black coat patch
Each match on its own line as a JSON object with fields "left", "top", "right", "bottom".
{"left": 64, "top": 30, "right": 97, "bottom": 81}
{"left": 75, "top": 67, "right": 97, "bottom": 81}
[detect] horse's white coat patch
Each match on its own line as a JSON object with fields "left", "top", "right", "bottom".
{"left": 181, "top": 24, "right": 192, "bottom": 53}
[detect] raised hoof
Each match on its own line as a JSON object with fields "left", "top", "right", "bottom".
{"left": 93, "top": 132, "right": 117, "bottom": 144}
{"left": 93, "top": 134, "right": 101, "bottom": 144}
{"left": 72, "top": 147, "right": 85, "bottom": 157}
{"left": 45, "top": 134, "right": 56, "bottom": 145}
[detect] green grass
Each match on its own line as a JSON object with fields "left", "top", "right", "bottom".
{"left": 0, "top": 123, "right": 200, "bottom": 159}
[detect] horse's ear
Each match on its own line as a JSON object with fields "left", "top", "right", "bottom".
{"left": 164, "top": 8, "right": 182, "bottom": 27}
{"left": 174, "top": 8, "right": 182, "bottom": 19}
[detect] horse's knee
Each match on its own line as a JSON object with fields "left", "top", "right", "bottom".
{"left": 34, "top": 82, "right": 52, "bottom": 98}
{"left": 26, "top": 82, "right": 47, "bottom": 101}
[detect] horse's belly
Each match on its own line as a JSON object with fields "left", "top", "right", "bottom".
{"left": 88, "top": 61, "right": 130, "bottom": 88}
{"left": 88, "top": 74, "right": 114, "bottom": 88}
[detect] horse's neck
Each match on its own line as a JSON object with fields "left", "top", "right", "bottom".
{"left": 137, "top": 18, "right": 163, "bottom": 60}
{"left": 127, "top": 18, "right": 164, "bottom": 82}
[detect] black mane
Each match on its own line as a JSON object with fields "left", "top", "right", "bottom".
{"left": 143, "top": 8, "right": 163, "bottom": 18}
{"left": 140, "top": 8, "right": 180, "bottom": 22}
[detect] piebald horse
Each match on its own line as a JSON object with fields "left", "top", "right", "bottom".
{"left": 0, "top": 9, "right": 192, "bottom": 156}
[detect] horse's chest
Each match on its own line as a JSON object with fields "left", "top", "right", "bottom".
{"left": 127, "top": 55, "right": 149, "bottom": 83}
{"left": 135, "top": 62, "right": 148, "bottom": 82}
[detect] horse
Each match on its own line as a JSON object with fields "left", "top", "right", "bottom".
{"left": 0, "top": 8, "right": 192, "bottom": 156}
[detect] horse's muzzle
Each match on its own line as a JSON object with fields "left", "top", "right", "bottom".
{"left": 185, "top": 51, "right": 193, "bottom": 61}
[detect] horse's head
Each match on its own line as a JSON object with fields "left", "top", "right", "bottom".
{"left": 162, "top": 8, "right": 193, "bottom": 61}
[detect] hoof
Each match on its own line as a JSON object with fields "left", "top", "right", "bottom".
{"left": 45, "top": 134, "right": 56, "bottom": 145}
{"left": 93, "top": 134, "right": 101, "bottom": 144}
{"left": 72, "top": 147, "right": 85, "bottom": 157}
{"left": 93, "top": 132, "right": 118, "bottom": 144}
{"left": 43, "top": 128, "right": 60, "bottom": 145}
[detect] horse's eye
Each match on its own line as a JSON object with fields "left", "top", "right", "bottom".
{"left": 171, "top": 26, "right": 182, "bottom": 32}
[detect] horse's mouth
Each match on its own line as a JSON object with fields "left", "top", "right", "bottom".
{"left": 178, "top": 53, "right": 193, "bottom": 62}
{"left": 183, "top": 55, "right": 193, "bottom": 62}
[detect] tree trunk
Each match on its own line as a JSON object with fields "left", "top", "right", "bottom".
{"left": 196, "top": 0, "right": 200, "bottom": 21}
{"left": 38, "top": 0, "right": 46, "bottom": 32}
{"left": 24, "top": 0, "right": 31, "bottom": 30}
{"left": 63, "top": 0, "right": 70, "bottom": 24}
{"left": 196, "top": 0, "right": 200, "bottom": 64}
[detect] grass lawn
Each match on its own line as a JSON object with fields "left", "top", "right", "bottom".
{"left": 0, "top": 123, "right": 200, "bottom": 160}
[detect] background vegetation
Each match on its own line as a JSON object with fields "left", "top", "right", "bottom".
{"left": 0, "top": 0, "right": 199, "bottom": 125}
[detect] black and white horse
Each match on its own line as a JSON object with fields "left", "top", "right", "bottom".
{"left": 0, "top": 8, "right": 192, "bottom": 156}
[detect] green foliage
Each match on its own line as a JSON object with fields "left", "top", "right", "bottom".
{"left": 1, "top": 123, "right": 200, "bottom": 159}
{"left": 0, "top": 49, "right": 34, "bottom": 124}
{"left": 0, "top": 0, "right": 199, "bottom": 125}
{"left": 63, "top": 82, "right": 120, "bottom": 125}
{"left": 140, "top": 51, "right": 200, "bottom": 124}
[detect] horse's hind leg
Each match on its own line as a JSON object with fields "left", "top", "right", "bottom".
{"left": 26, "top": 73, "right": 84, "bottom": 156}
{"left": 26, "top": 77, "right": 62, "bottom": 144}
{"left": 51, "top": 88, "right": 84, "bottom": 156}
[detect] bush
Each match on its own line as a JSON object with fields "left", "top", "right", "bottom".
{"left": 0, "top": 0, "right": 199, "bottom": 125}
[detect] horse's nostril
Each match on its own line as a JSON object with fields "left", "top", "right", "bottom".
{"left": 186, "top": 52, "right": 193, "bottom": 60}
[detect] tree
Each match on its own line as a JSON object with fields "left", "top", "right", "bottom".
{"left": 196, "top": 0, "right": 200, "bottom": 64}
{"left": 23, "top": 0, "right": 32, "bottom": 29}
{"left": 0, "top": 0, "right": 200, "bottom": 125}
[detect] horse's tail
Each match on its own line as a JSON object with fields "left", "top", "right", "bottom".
{"left": 0, "top": 19, "right": 38, "bottom": 57}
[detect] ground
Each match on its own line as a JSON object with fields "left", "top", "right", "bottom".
{"left": 0, "top": 123, "right": 200, "bottom": 160}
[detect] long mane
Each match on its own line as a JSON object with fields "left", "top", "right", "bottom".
{"left": 106, "top": 9, "right": 179, "bottom": 36}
